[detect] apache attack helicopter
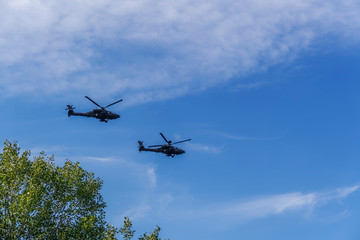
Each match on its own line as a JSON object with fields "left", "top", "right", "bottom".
{"left": 138, "top": 133, "right": 191, "bottom": 157}
{"left": 66, "top": 96, "right": 122, "bottom": 123}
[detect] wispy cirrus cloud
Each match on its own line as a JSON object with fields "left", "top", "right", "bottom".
{"left": 1, "top": 0, "right": 360, "bottom": 104}
{"left": 120, "top": 193, "right": 174, "bottom": 222}
{"left": 184, "top": 184, "right": 360, "bottom": 224}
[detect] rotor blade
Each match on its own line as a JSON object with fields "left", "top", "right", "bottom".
{"left": 172, "top": 139, "right": 192, "bottom": 145}
{"left": 66, "top": 105, "right": 74, "bottom": 110}
{"left": 160, "top": 133, "right": 169, "bottom": 143}
{"left": 85, "top": 96, "right": 103, "bottom": 108}
{"left": 104, "top": 99, "right": 123, "bottom": 109}
{"left": 148, "top": 145, "right": 162, "bottom": 148}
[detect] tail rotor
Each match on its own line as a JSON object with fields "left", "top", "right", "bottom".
{"left": 138, "top": 141, "right": 144, "bottom": 152}
{"left": 66, "top": 105, "right": 75, "bottom": 117}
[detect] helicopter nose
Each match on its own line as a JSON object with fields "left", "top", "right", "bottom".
{"left": 115, "top": 114, "right": 120, "bottom": 119}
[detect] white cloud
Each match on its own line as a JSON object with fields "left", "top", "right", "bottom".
{"left": 1, "top": 0, "right": 360, "bottom": 103}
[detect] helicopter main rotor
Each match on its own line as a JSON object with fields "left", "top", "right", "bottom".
{"left": 160, "top": 132, "right": 171, "bottom": 144}
{"left": 85, "top": 96, "right": 123, "bottom": 109}
{"left": 148, "top": 133, "right": 191, "bottom": 148}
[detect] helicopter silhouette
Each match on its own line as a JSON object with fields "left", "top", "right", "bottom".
{"left": 66, "top": 96, "right": 122, "bottom": 123}
{"left": 138, "top": 132, "right": 191, "bottom": 157}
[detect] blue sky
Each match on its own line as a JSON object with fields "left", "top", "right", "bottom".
{"left": 1, "top": 0, "right": 360, "bottom": 239}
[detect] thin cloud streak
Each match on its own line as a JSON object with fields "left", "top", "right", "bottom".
{"left": 81, "top": 156, "right": 114, "bottom": 162}
{"left": 214, "top": 131, "right": 279, "bottom": 141}
{"left": 147, "top": 167, "right": 157, "bottom": 188}
{"left": 29, "top": 145, "right": 69, "bottom": 155}
{"left": 186, "top": 143, "right": 223, "bottom": 154}
{"left": 233, "top": 81, "right": 269, "bottom": 91}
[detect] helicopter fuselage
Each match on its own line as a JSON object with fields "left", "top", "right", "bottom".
{"left": 138, "top": 142, "right": 185, "bottom": 157}
{"left": 66, "top": 96, "right": 123, "bottom": 123}
{"left": 68, "top": 109, "right": 120, "bottom": 122}
{"left": 141, "top": 146, "right": 185, "bottom": 157}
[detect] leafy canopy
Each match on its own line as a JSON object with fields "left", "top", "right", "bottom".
{"left": 0, "top": 140, "right": 118, "bottom": 239}
{"left": 0, "top": 141, "right": 167, "bottom": 239}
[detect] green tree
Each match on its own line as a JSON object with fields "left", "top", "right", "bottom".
{"left": 0, "top": 141, "right": 167, "bottom": 240}
{"left": 0, "top": 140, "right": 118, "bottom": 239}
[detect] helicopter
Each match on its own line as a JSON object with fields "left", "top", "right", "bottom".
{"left": 66, "top": 96, "right": 122, "bottom": 123}
{"left": 138, "top": 132, "right": 191, "bottom": 157}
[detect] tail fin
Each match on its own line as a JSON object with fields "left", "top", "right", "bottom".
{"left": 66, "top": 105, "right": 75, "bottom": 117}
{"left": 138, "top": 141, "right": 144, "bottom": 152}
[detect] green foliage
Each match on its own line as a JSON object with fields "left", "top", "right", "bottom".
{"left": 0, "top": 141, "right": 168, "bottom": 240}
{"left": 0, "top": 140, "right": 118, "bottom": 239}
{"left": 120, "top": 217, "right": 136, "bottom": 240}
{"left": 138, "top": 226, "right": 164, "bottom": 240}
{"left": 120, "top": 217, "right": 168, "bottom": 240}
